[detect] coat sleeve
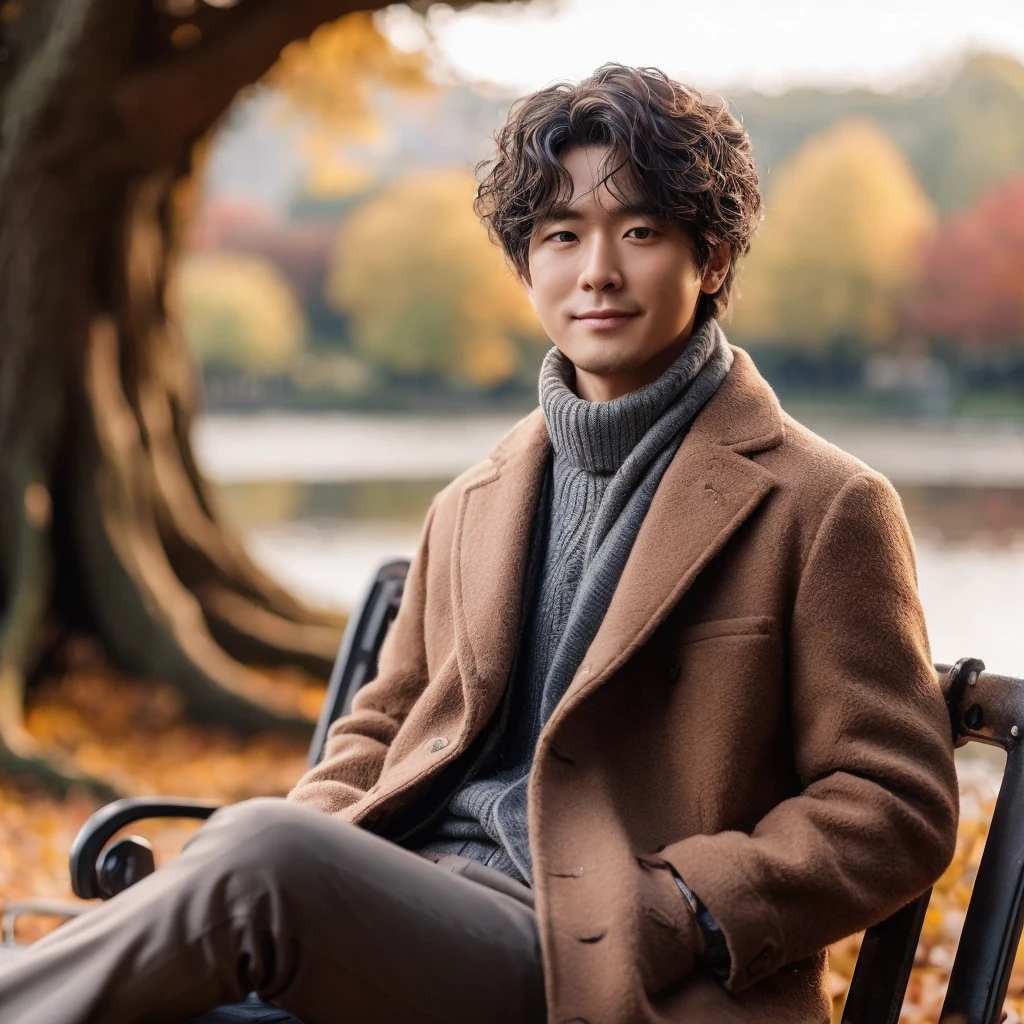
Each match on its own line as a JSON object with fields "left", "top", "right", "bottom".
{"left": 662, "top": 470, "right": 959, "bottom": 993}
{"left": 286, "top": 500, "right": 436, "bottom": 817}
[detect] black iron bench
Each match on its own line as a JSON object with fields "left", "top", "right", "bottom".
{"left": 842, "top": 655, "right": 1021, "bottom": 1024}
{"left": 2, "top": 561, "right": 1021, "bottom": 1024}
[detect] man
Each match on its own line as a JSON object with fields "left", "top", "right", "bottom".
{"left": 0, "top": 64, "right": 957, "bottom": 1024}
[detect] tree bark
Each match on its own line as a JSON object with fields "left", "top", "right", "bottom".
{"left": 0, "top": 0, "right": 407, "bottom": 796}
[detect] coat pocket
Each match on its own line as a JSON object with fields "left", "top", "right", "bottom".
{"left": 676, "top": 614, "right": 777, "bottom": 647}
{"left": 662, "top": 620, "right": 790, "bottom": 834}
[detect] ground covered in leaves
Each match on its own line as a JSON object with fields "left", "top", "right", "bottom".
{"left": 0, "top": 671, "right": 1018, "bottom": 1023}
{"left": 1, "top": 668, "right": 314, "bottom": 946}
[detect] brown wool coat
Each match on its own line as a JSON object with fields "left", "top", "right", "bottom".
{"left": 288, "top": 347, "right": 959, "bottom": 1024}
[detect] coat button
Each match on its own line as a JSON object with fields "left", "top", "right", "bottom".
{"left": 429, "top": 737, "right": 449, "bottom": 753}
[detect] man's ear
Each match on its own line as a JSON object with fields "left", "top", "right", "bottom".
{"left": 700, "top": 242, "right": 732, "bottom": 295}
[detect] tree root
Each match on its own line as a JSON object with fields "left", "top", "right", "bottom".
{"left": 117, "top": 175, "right": 342, "bottom": 674}
{"left": 74, "top": 317, "right": 317, "bottom": 735}
{"left": 145, "top": 375, "right": 342, "bottom": 668}
{"left": 0, "top": 720, "right": 122, "bottom": 804}
{"left": 0, "top": 432, "right": 121, "bottom": 802}
{"left": 199, "top": 586, "right": 339, "bottom": 678}
{"left": 155, "top": 354, "right": 338, "bottom": 630}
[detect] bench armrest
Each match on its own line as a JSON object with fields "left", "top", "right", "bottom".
{"left": 70, "top": 797, "right": 224, "bottom": 899}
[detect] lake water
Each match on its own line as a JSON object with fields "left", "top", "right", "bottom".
{"left": 196, "top": 413, "right": 1024, "bottom": 679}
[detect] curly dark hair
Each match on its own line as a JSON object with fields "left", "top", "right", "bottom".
{"left": 475, "top": 63, "right": 762, "bottom": 321}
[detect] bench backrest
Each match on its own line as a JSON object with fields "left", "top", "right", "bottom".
{"left": 844, "top": 657, "right": 1024, "bottom": 1024}
{"left": 307, "top": 559, "right": 411, "bottom": 769}
{"left": 320, "top": 564, "right": 1020, "bottom": 1024}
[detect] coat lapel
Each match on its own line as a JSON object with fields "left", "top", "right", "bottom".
{"left": 559, "top": 348, "right": 786, "bottom": 706}
{"left": 451, "top": 409, "right": 550, "bottom": 733}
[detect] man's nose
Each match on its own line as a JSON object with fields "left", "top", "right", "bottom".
{"left": 577, "top": 236, "right": 623, "bottom": 292}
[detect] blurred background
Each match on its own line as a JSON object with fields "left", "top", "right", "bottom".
{"left": 189, "top": 2, "right": 1024, "bottom": 674}
{"left": 3, "top": 1, "right": 1024, "bottom": 1020}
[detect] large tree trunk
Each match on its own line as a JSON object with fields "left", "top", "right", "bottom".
{"left": 0, "top": 0, "right": 401, "bottom": 797}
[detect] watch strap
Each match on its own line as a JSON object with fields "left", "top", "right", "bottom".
{"left": 671, "top": 869, "right": 731, "bottom": 979}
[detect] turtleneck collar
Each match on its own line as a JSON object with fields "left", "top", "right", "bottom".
{"left": 539, "top": 316, "right": 721, "bottom": 476}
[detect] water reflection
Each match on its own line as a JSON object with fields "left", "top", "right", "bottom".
{"left": 223, "top": 479, "right": 1024, "bottom": 545}
{"left": 220, "top": 477, "right": 1024, "bottom": 677}
{"left": 900, "top": 486, "right": 1024, "bottom": 547}
{"left": 221, "top": 479, "right": 444, "bottom": 531}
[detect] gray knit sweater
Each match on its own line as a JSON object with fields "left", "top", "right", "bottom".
{"left": 416, "top": 319, "right": 733, "bottom": 883}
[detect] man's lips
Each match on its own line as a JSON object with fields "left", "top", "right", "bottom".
{"left": 573, "top": 309, "right": 641, "bottom": 327}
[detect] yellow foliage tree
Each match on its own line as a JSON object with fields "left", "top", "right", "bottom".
{"left": 269, "top": 11, "right": 433, "bottom": 200}
{"left": 181, "top": 254, "right": 307, "bottom": 375}
{"left": 270, "top": 11, "right": 431, "bottom": 137}
{"left": 326, "top": 169, "right": 546, "bottom": 387}
{"left": 731, "top": 117, "right": 937, "bottom": 348}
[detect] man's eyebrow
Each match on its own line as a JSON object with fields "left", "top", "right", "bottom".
{"left": 538, "top": 200, "right": 664, "bottom": 224}
{"left": 614, "top": 201, "right": 664, "bottom": 219}
{"left": 539, "top": 203, "right": 583, "bottom": 223}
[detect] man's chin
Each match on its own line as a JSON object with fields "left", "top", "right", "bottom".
{"left": 565, "top": 350, "right": 649, "bottom": 380}
{"left": 572, "top": 361, "right": 639, "bottom": 381}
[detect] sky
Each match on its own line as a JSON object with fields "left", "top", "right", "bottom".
{"left": 381, "top": 0, "right": 1024, "bottom": 95}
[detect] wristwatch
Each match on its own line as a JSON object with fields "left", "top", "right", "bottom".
{"left": 671, "top": 870, "right": 732, "bottom": 979}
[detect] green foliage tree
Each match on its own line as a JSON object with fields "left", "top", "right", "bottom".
{"left": 326, "top": 168, "right": 545, "bottom": 387}
{"left": 182, "top": 254, "right": 307, "bottom": 375}
{"left": 933, "top": 53, "right": 1024, "bottom": 213}
{"left": 731, "top": 117, "right": 936, "bottom": 349}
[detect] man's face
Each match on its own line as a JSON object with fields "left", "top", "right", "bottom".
{"left": 523, "top": 144, "right": 730, "bottom": 402}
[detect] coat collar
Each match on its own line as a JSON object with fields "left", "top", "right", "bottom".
{"left": 449, "top": 407, "right": 550, "bottom": 733}
{"left": 451, "top": 347, "right": 785, "bottom": 732}
{"left": 491, "top": 345, "right": 785, "bottom": 462}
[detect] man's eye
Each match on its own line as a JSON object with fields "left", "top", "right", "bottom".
{"left": 549, "top": 230, "right": 576, "bottom": 243}
{"left": 627, "top": 227, "right": 656, "bottom": 240}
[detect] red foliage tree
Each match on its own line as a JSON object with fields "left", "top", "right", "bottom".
{"left": 908, "top": 175, "right": 1024, "bottom": 347}
{"left": 191, "top": 200, "right": 336, "bottom": 307}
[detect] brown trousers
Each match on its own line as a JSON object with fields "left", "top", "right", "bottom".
{"left": 0, "top": 798, "right": 546, "bottom": 1024}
